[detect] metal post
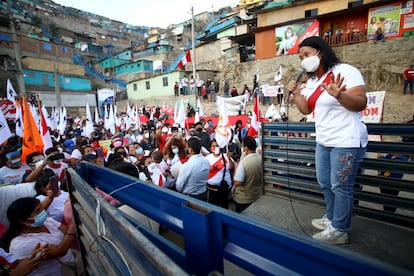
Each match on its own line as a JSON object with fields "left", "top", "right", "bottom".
{"left": 54, "top": 63, "right": 62, "bottom": 107}
{"left": 191, "top": 6, "right": 197, "bottom": 103}
{"left": 7, "top": 0, "right": 26, "bottom": 98}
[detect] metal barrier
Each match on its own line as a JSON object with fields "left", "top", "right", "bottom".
{"left": 66, "top": 170, "right": 187, "bottom": 276}
{"left": 68, "top": 163, "right": 409, "bottom": 276}
{"left": 262, "top": 123, "right": 414, "bottom": 228}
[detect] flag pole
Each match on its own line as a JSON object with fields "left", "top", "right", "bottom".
{"left": 191, "top": 5, "right": 197, "bottom": 104}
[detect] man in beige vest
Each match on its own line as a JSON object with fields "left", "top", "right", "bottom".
{"left": 232, "top": 136, "right": 263, "bottom": 213}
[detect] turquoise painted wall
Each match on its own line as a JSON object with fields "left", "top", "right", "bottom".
{"left": 23, "top": 69, "right": 92, "bottom": 91}
{"left": 115, "top": 60, "right": 152, "bottom": 75}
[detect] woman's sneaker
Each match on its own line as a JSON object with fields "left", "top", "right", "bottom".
{"left": 311, "top": 214, "right": 331, "bottom": 230}
{"left": 312, "top": 224, "right": 349, "bottom": 245}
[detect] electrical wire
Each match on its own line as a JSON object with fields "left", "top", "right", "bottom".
{"left": 284, "top": 93, "right": 310, "bottom": 237}
{"left": 93, "top": 181, "right": 141, "bottom": 276}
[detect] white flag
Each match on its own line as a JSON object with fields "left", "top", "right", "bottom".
{"left": 215, "top": 101, "right": 232, "bottom": 148}
{"left": 58, "top": 106, "right": 67, "bottom": 135}
{"left": 108, "top": 104, "right": 116, "bottom": 135}
{"left": 195, "top": 98, "right": 204, "bottom": 123}
{"left": 265, "top": 104, "right": 282, "bottom": 121}
{"left": 94, "top": 106, "right": 100, "bottom": 124}
{"left": 0, "top": 107, "right": 11, "bottom": 144}
{"left": 83, "top": 102, "right": 94, "bottom": 138}
{"left": 134, "top": 105, "right": 140, "bottom": 128}
{"left": 6, "top": 79, "right": 17, "bottom": 102}
{"left": 125, "top": 102, "right": 132, "bottom": 130}
{"left": 274, "top": 65, "right": 283, "bottom": 82}
{"left": 175, "top": 99, "right": 186, "bottom": 128}
{"left": 15, "top": 102, "right": 23, "bottom": 137}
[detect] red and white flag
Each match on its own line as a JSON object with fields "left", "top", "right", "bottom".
{"left": 39, "top": 106, "right": 53, "bottom": 152}
{"left": 247, "top": 95, "right": 260, "bottom": 137}
{"left": 178, "top": 50, "right": 191, "bottom": 69}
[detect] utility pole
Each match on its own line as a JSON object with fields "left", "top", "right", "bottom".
{"left": 7, "top": 0, "right": 26, "bottom": 98}
{"left": 191, "top": 6, "right": 197, "bottom": 102}
{"left": 54, "top": 63, "right": 62, "bottom": 107}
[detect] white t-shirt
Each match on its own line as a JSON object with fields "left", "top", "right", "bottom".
{"left": 46, "top": 162, "right": 68, "bottom": 181}
{"left": 37, "top": 191, "right": 69, "bottom": 223}
{"left": 302, "top": 63, "right": 368, "bottom": 148}
{"left": 205, "top": 154, "right": 232, "bottom": 187}
{"left": 0, "top": 164, "right": 31, "bottom": 185}
{"left": 9, "top": 217, "right": 74, "bottom": 276}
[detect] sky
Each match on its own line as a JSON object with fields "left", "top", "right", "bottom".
{"left": 53, "top": 0, "right": 239, "bottom": 28}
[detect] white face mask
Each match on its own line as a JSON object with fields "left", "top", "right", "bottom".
{"left": 213, "top": 147, "right": 220, "bottom": 155}
{"left": 53, "top": 160, "right": 62, "bottom": 165}
{"left": 144, "top": 133, "right": 149, "bottom": 139}
{"left": 35, "top": 160, "right": 44, "bottom": 169}
{"left": 301, "top": 54, "right": 320, "bottom": 73}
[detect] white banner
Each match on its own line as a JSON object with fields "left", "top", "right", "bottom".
{"left": 216, "top": 95, "right": 247, "bottom": 115}
{"left": 263, "top": 85, "right": 278, "bottom": 97}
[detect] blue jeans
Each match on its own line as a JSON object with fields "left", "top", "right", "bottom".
{"left": 315, "top": 144, "right": 366, "bottom": 231}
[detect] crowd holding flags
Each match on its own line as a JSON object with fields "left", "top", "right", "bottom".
{"left": 1, "top": 62, "right": 290, "bottom": 159}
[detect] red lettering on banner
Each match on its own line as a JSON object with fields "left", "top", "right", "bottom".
{"left": 361, "top": 107, "right": 379, "bottom": 116}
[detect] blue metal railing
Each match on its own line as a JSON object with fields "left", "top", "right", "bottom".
{"left": 73, "top": 53, "right": 126, "bottom": 88}
{"left": 70, "top": 163, "right": 408, "bottom": 276}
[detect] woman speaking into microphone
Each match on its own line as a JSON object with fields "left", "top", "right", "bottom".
{"left": 288, "top": 36, "right": 367, "bottom": 245}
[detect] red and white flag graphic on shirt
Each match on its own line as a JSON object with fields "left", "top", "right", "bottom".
{"left": 178, "top": 50, "right": 191, "bottom": 69}
{"left": 247, "top": 96, "right": 260, "bottom": 137}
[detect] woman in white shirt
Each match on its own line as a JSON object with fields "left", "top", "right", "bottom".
{"left": 288, "top": 36, "right": 367, "bottom": 245}
{"left": 3, "top": 197, "right": 76, "bottom": 276}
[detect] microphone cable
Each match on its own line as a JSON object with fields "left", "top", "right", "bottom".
{"left": 284, "top": 79, "right": 310, "bottom": 237}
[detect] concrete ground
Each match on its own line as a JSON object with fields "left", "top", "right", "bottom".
{"left": 242, "top": 195, "right": 414, "bottom": 272}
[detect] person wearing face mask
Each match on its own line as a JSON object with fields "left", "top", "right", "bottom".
{"left": 206, "top": 139, "right": 233, "bottom": 208}
{"left": 0, "top": 151, "right": 31, "bottom": 185}
{"left": 2, "top": 197, "right": 77, "bottom": 276}
{"left": 34, "top": 170, "right": 70, "bottom": 224}
{"left": 288, "top": 36, "right": 367, "bottom": 245}
{"left": 104, "top": 135, "right": 124, "bottom": 164}
{"left": 276, "top": 26, "right": 298, "bottom": 56}
{"left": 194, "top": 122, "right": 210, "bottom": 149}
{"left": 22, "top": 152, "right": 54, "bottom": 183}
{"left": 44, "top": 147, "right": 68, "bottom": 182}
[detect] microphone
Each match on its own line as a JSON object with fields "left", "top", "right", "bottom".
{"left": 289, "top": 69, "right": 305, "bottom": 96}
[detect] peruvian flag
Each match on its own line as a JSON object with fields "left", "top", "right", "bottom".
{"left": 178, "top": 50, "right": 191, "bottom": 69}
{"left": 39, "top": 106, "right": 53, "bottom": 152}
{"left": 247, "top": 95, "right": 260, "bottom": 137}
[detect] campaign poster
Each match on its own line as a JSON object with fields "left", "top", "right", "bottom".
{"left": 360, "top": 91, "right": 386, "bottom": 123}
{"left": 97, "top": 88, "right": 114, "bottom": 119}
{"left": 367, "top": 3, "right": 401, "bottom": 40}
{"left": 275, "top": 20, "right": 319, "bottom": 56}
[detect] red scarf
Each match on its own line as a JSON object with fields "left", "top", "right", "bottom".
{"left": 307, "top": 71, "right": 334, "bottom": 112}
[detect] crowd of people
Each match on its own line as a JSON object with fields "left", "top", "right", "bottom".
{"left": 0, "top": 113, "right": 264, "bottom": 274}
